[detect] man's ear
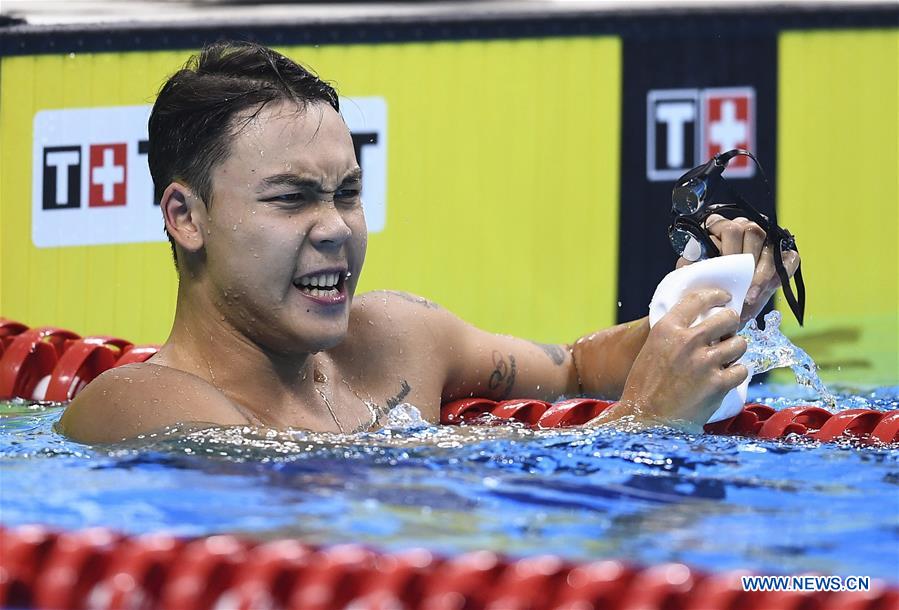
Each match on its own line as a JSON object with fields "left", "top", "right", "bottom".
{"left": 161, "top": 182, "right": 206, "bottom": 253}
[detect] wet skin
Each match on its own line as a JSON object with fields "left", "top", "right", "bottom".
{"left": 59, "top": 101, "right": 799, "bottom": 443}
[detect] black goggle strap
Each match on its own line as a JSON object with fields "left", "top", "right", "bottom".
{"left": 718, "top": 181, "right": 804, "bottom": 325}
{"left": 717, "top": 173, "right": 805, "bottom": 324}
{"left": 718, "top": 179, "right": 772, "bottom": 230}
{"left": 677, "top": 149, "right": 805, "bottom": 325}
{"left": 772, "top": 242, "right": 806, "bottom": 326}
{"left": 710, "top": 149, "right": 779, "bottom": 224}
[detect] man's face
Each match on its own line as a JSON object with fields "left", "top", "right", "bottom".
{"left": 199, "top": 100, "right": 367, "bottom": 354}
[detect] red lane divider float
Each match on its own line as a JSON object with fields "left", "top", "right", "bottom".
{"left": 441, "top": 397, "right": 899, "bottom": 444}
{"left": 0, "top": 319, "right": 157, "bottom": 402}
{"left": 1, "top": 318, "right": 897, "bottom": 444}
{"left": 2, "top": 525, "right": 896, "bottom": 610}
{"left": 2, "top": 322, "right": 899, "bottom": 608}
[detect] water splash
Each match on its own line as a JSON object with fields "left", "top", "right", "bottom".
{"left": 385, "top": 403, "right": 427, "bottom": 430}
{"left": 739, "top": 311, "right": 837, "bottom": 407}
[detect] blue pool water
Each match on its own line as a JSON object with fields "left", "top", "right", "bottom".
{"left": 2, "top": 384, "right": 898, "bottom": 583}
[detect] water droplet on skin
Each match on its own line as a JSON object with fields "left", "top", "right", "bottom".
{"left": 617, "top": 301, "right": 622, "bottom": 307}
{"left": 232, "top": 225, "right": 237, "bottom": 231}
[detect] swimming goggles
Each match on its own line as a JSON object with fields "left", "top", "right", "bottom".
{"left": 669, "top": 148, "right": 805, "bottom": 325}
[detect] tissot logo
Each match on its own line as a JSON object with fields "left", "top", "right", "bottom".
{"left": 32, "top": 99, "right": 388, "bottom": 248}
{"left": 647, "top": 87, "right": 755, "bottom": 181}
{"left": 33, "top": 105, "right": 155, "bottom": 248}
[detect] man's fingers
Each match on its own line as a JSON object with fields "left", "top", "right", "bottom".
{"left": 740, "top": 219, "right": 766, "bottom": 264}
{"left": 783, "top": 249, "right": 800, "bottom": 276}
{"left": 704, "top": 213, "right": 725, "bottom": 227}
{"left": 708, "top": 335, "right": 748, "bottom": 367}
{"left": 746, "top": 243, "right": 775, "bottom": 301}
{"left": 718, "top": 363, "right": 750, "bottom": 390}
{"left": 718, "top": 221, "right": 745, "bottom": 256}
{"left": 668, "top": 289, "right": 731, "bottom": 328}
{"left": 694, "top": 307, "right": 741, "bottom": 344}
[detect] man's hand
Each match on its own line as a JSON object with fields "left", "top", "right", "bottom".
{"left": 592, "top": 288, "right": 748, "bottom": 429}
{"left": 676, "top": 215, "right": 800, "bottom": 325}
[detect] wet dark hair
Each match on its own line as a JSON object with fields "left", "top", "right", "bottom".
{"left": 148, "top": 41, "right": 340, "bottom": 266}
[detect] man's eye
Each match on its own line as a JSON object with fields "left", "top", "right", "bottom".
{"left": 336, "top": 189, "right": 361, "bottom": 201}
{"left": 272, "top": 192, "right": 308, "bottom": 204}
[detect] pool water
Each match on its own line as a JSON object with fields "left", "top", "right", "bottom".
{"left": 1, "top": 384, "right": 898, "bottom": 583}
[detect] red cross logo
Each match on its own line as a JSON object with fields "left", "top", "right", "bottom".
{"left": 702, "top": 89, "right": 755, "bottom": 176}
{"left": 88, "top": 143, "right": 127, "bottom": 207}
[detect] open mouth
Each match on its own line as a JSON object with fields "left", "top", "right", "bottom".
{"left": 293, "top": 269, "right": 347, "bottom": 303}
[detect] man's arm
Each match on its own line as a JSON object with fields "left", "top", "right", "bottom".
{"left": 352, "top": 291, "right": 580, "bottom": 405}
{"left": 570, "top": 317, "right": 650, "bottom": 399}
{"left": 58, "top": 363, "right": 249, "bottom": 444}
{"left": 439, "top": 319, "right": 581, "bottom": 405}
{"left": 424, "top": 215, "right": 799, "bottom": 428}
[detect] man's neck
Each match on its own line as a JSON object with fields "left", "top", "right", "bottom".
{"left": 158, "top": 287, "right": 322, "bottom": 420}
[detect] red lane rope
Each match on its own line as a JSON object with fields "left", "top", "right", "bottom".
{"left": 2, "top": 320, "right": 899, "bottom": 608}
{"left": 2, "top": 525, "right": 896, "bottom": 610}
{"left": 1, "top": 318, "right": 897, "bottom": 443}
{"left": 442, "top": 398, "right": 899, "bottom": 444}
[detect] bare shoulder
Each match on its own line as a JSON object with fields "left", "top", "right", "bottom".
{"left": 346, "top": 290, "right": 459, "bottom": 366}
{"left": 58, "top": 362, "right": 248, "bottom": 444}
{"left": 348, "top": 290, "right": 455, "bottom": 343}
{"left": 352, "top": 290, "right": 444, "bottom": 316}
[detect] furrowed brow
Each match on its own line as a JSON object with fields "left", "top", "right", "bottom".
{"left": 257, "top": 174, "right": 322, "bottom": 192}
{"left": 257, "top": 168, "right": 363, "bottom": 193}
{"left": 341, "top": 168, "right": 363, "bottom": 184}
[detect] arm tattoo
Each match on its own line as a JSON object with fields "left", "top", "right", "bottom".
{"left": 488, "top": 351, "right": 517, "bottom": 400}
{"left": 528, "top": 341, "right": 566, "bottom": 366}
{"left": 386, "top": 380, "right": 412, "bottom": 409}
{"left": 384, "top": 291, "right": 440, "bottom": 310}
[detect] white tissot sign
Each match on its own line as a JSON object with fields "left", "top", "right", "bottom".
{"left": 32, "top": 105, "right": 157, "bottom": 247}
{"left": 32, "top": 98, "right": 388, "bottom": 248}
{"left": 646, "top": 87, "right": 755, "bottom": 182}
{"left": 340, "top": 96, "right": 388, "bottom": 233}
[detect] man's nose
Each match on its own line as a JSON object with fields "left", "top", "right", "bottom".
{"left": 309, "top": 203, "right": 352, "bottom": 248}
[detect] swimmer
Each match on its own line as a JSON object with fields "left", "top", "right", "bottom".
{"left": 59, "top": 42, "right": 800, "bottom": 443}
